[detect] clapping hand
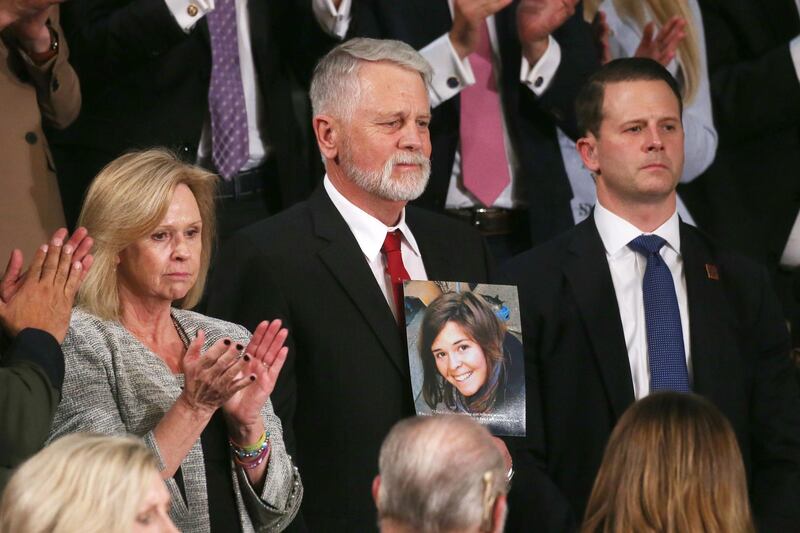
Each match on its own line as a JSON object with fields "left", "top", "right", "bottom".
{"left": 592, "top": 10, "right": 612, "bottom": 65}
{"left": 222, "top": 320, "right": 289, "bottom": 431}
{"left": 0, "top": 228, "right": 93, "bottom": 342}
{"left": 449, "top": 0, "right": 513, "bottom": 59}
{"left": 517, "top": 0, "right": 578, "bottom": 64}
{"left": 180, "top": 330, "right": 256, "bottom": 414}
{"left": 634, "top": 16, "right": 687, "bottom": 67}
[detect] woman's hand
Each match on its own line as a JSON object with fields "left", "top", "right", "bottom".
{"left": 634, "top": 16, "right": 687, "bottom": 67}
{"left": 223, "top": 320, "right": 289, "bottom": 437}
{"left": 179, "top": 330, "right": 254, "bottom": 416}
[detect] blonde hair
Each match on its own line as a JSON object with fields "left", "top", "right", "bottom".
{"left": 584, "top": 0, "right": 701, "bottom": 103}
{"left": 0, "top": 433, "right": 160, "bottom": 533}
{"left": 581, "top": 392, "right": 755, "bottom": 533}
{"left": 76, "top": 149, "right": 218, "bottom": 319}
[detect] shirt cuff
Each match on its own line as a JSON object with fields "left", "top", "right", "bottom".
{"left": 520, "top": 35, "right": 561, "bottom": 96}
{"left": 163, "top": 0, "right": 213, "bottom": 32}
{"left": 312, "top": 0, "right": 351, "bottom": 39}
{"left": 790, "top": 35, "right": 800, "bottom": 85}
{"left": 780, "top": 209, "right": 800, "bottom": 267}
{"left": 421, "top": 33, "right": 475, "bottom": 108}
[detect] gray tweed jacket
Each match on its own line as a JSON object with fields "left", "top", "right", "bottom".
{"left": 48, "top": 307, "right": 302, "bottom": 532}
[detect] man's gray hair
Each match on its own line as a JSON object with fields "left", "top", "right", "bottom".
{"left": 310, "top": 37, "right": 433, "bottom": 120}
{"left": 376, "top": 415, "right": 507, "bottom": 532}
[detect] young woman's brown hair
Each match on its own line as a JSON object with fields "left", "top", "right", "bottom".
{"left": 582, "top": 392, "right": 754, "bottom": 533}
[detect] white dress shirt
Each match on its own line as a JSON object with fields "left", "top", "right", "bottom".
{"left": 315, "top": 0, "right": 562, "bottom": 209}
{"left": 594, "top": 202, "right": 693, "bottom": 399}
{"left": 324, "top": 176, "right": 429, "bottom": 321}
{"left": 778, "top": 2, "right": 800, "bottom": 267}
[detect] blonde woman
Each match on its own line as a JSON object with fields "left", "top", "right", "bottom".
{"left": 0, "top": 433, "right": 177, "bottom": 533}
{"left": 563, "top": 0, "right": 717, "bottom": 225}
{"left": 582, "top": 392, "right": 754, "bottom": 533}
{"left": 47, "top": 149, "right": 302, "bottom": 532}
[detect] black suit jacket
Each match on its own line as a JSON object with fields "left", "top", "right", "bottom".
{"left": 49, "top": 0, "right": 333, "bottom": 226}
{"left": 499, "top": 218, "right": 800, "bottom": 532}
{"left": 680, "top": 0, "right": 800, "bottom": 269}
{"left": 207, "top": 186, "right": 492, "bottom": 531}
{"left": 347, "top": 1, "right": 599, "bottom": 246}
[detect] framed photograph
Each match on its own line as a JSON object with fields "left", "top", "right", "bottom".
{"left": 403, "top": 280, "right": 526, "bottom": 437}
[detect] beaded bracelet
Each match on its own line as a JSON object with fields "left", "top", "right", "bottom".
{"left": 234, "top": 444, "right": 271, "bottom": 470}
{"left": 230, "top": 431, "right": 270, "bottom": 469}
{"left": 230, "top": 431, "right": 267, "bottom": 455}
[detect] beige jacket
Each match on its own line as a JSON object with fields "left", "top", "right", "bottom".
{"left": 0, "top": 8, "right": 80, "bottom": 261}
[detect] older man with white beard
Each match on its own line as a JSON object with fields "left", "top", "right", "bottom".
{"left": 207, "top": 38, "right": 494, "bottom": 532}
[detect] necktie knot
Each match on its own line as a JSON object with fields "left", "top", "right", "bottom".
{"left": 628, "top": 234, "right": 667, "bottom": 256}
{"left": 382, "top": 230, "right": 403, "bottom": 254}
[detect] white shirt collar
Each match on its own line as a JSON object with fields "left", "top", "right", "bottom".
{"left": 323, "top": 175, "right": 423, "bottom": 262}
{"left": 593, "top": 201, "right": 681, "bottom": 257}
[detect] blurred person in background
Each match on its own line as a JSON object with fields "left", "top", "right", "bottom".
{"left": 582, "top": 392, "right": 754, "bottom": 533}
{"left": 564, "top": 0, "right": 716, "bottom": 226}
{"left": 682, "top": 0, "right": 800, "bottom": 351}
{"left": 373, "top": 415, "right": 508, "bottom": 533}
{"left": 0, "top": 433, "right": 178, "bottom": 532}
{"left": 48, "top": 149, "right": 302, "bottom": 532}
{"left": 0, "top": 0, "right": 80, "bottom": 262}
{"left": 49, "top": 0, "right": 345, "bottom": 239}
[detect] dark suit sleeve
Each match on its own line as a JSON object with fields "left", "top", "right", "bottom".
{"left": 0, "top": 329, "right": 64, "bottom": 490}
{"left": 495, "top": 266, "right": 578, "bottom": 533}
{"left": 699, "top": 0, "right": 800, "bottom": 143}
{"left": 206, "top": 233, "right": 299, "bottom": 458}
{"left": 60, "top": 0, "right": 193, "bottom": 78}
{"left": 746, "top": 266, "right": 800, "bottom": 530}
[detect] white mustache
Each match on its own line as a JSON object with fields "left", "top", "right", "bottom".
{"left": 387, "top": 151, "right": 430, "bottom": 170}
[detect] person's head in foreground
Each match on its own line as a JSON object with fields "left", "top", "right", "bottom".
{"left": 310, "top": 37, "right": 433, "bottom": 225}
{"left": 76, "top": 148, "right": 217, "bottom": 319}
{"left": 582, "top": 392, "right": 754, "bottom": 533}
{"left": 373, "top": 415, "right": 508, "bottom": 533}
{"left": 419, "top": 292, "right": 507, "bottom": 413}
{"left": 0, "top": 433, "right": 177, "bottom": 533}
{"left": 575, "top": 57, "right": 684, "bottom": 230}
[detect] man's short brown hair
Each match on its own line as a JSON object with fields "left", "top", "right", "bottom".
{"left": 576, "top": 57, "right": 683, "bottom": 137}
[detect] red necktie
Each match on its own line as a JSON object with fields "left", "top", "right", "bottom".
{"left": 460, "top": 19, "right": 511, "bottom": 206}
{"left": 381, "top": 230, "right": 410, "bottom": 323}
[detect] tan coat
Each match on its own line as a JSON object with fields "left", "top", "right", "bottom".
{"left": 0, "top": 8, "right": 79, "bottom": 262}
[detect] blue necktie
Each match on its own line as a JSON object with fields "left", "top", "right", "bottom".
{"left": 628, "top": 235, "right": 691, "bottom": 393}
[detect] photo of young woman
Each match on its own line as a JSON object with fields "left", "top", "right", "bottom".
{"left": 413, "top": 289, "right": 525, "bottom": 436}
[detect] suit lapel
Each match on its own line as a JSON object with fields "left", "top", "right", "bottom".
{"left": 309, "top": 188, "right": 409, "bottom": 378}
{"left": 563, "top": 220, "right": 635, "bottom": 418}
{"left": 680, "top": 224, "right": 731, "bottom": 403}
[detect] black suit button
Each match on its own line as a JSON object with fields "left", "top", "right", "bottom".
{"left": 446, "top": 76, "right": 460, "bottom": 89}
{"left": 52, "top": 78, "right": 60, "bottom": 92}
{"left": 534, "top": 76, "right": 544, "bottom": 88}
{"left": 25, "top": 132, "right": 38, "bottom": 144}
